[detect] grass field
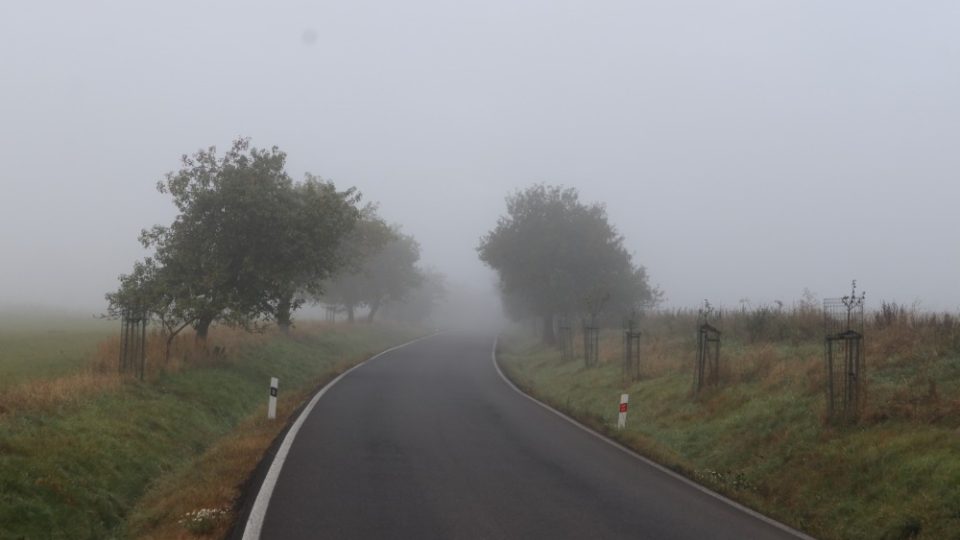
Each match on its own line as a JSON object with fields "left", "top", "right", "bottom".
{"left": 0, "top": 309, "right": 115, "bottom": 387}
{"left": 499, "top": 306, "right": 960, "bottom": 540}
{"left": 0, "top": 316, "right": 422, "bottom": 539}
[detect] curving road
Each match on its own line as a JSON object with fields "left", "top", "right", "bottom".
{"left": 237, "top": 333, "right": 809, "bottom": 540}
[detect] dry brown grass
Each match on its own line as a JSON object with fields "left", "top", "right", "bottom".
{"left": 589, "top": 331, "right": 693, "bottom": 380}
{"left": 0, "top": 370, "right": 122, "bottom": 418}
{"left": 91, "top": 325, "right": 274, "bottom": 376}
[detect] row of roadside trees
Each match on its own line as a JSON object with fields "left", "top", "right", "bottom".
{"left": 107, "top": 138, "right": 432, "bottom": 361}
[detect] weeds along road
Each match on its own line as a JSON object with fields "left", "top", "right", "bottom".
{"left": 237, "top": 333, "right": 806, "bottom": 540}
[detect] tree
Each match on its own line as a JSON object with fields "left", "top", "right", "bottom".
{"left": 359, "top": 232, "right": 423, "bottom": 323}
{"left": 106, "top": 258, "right": 202, "bottom": 363}
{"left": 141, "top": 138, "right": 290, "bottom": 339}
{"left": 321, "top": 206, "right": 396, "bottom": 323}
{"left": 322, "top": 211, "right": 423, "bottom": 324}
{"left": 477, "top": 184, "right": 658, "bottom": 345}
{"left": 142, "top": 138, "right": 359, "bottom": 338}
{"left": 380, "top": 268, "right": 446, "bottom": 324}
{"left": 260, "top": 175, "right": 361, "bottom": 333}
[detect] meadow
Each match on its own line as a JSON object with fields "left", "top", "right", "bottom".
{"left": 499, "top": 302, "right": 960, "bottom": 540}
{"left": 0, "top": 309, "right": 115, "bottom": 387}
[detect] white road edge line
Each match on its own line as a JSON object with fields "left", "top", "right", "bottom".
{"left": 490, "top": 336, "right": 817, "bottom": 540}
{"left": 241, "top": 333, "right": 439, "bottom": 540}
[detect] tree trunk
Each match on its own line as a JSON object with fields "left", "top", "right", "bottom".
{"left": 541, "top": 312, "right": 556, "bottom": 346}
{"left": 347, "top": 304, "right": 355, "bottom": 323}
{"left": 366, "top": 299, "right": 381, "bottom": 324}
{"left": 195, "top": 312, "right": 215, "bottom": 342}
{"left": 276, "top": 296, "right": 293, "bottom": 335}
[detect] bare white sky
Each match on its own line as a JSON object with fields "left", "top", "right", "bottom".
{"left": 1, "top": 0, "right": 958, "bottom": 312}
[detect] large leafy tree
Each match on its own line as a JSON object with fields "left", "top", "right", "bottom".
{"left": 261, "top": 174, "right": 361, "bottom": 332}
{"left": 140, "top": 138, "right": 359, "bottom": 338}
{"left": 140, "top": 138, "right": 290, "bottom": 338}
{"left": 478, "top": 184, "right": 658, "bottom": 345}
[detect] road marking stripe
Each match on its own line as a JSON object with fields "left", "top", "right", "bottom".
{"left": 241, "top": 333, "right": 438, "bottom": 540}
{"left": 490, "top": 336, "right": 816, "bottom": 540}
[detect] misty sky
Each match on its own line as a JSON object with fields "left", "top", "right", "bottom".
{"left": 1, "top": 1, "right": 958, "bottom": 313}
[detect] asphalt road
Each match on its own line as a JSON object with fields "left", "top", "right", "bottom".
{"left": 242, "top": 333, "right": 807, "bottom": 539}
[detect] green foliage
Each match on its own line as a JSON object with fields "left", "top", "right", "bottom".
{"left": 323, "top": 208, "right": 424, "bottom": 323}
{"left": 478, "top": 184, "right": 658, "bottom": 342}
{"left": 106, "top": 257, "right": 200, "bottom": 359}
{"left": 140, "top": 138, "right": 291, "bottom": 332}
{"left": 260, "top": 174, "right": 362, "bottom": 330}
{"left": 109, "top": 138, "right": 362, "bottom": 336}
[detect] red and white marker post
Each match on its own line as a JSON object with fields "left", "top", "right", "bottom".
{"left": 617, "top": 393, "right": 629, "bottom": 429}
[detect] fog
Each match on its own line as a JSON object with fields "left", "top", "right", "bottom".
{"left": 1, "top": 1, "right": 958, "bottom": 315}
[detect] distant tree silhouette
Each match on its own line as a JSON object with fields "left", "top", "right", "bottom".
{"left": 478, "top": 184, "right": 658, "bottom": 345}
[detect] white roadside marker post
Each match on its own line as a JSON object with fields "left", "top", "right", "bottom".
{"left": 268, "top": 377, "right": 278, "bottom": 420}
{"left": 617, "top": 393, "right": 629, "bottom": 429}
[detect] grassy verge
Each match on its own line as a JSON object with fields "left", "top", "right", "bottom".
{"left": 498, "top": 316, "right": 960, "bottom": 540}
{"left": 0, "top": 321, "right": 422, "bottom": 539}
